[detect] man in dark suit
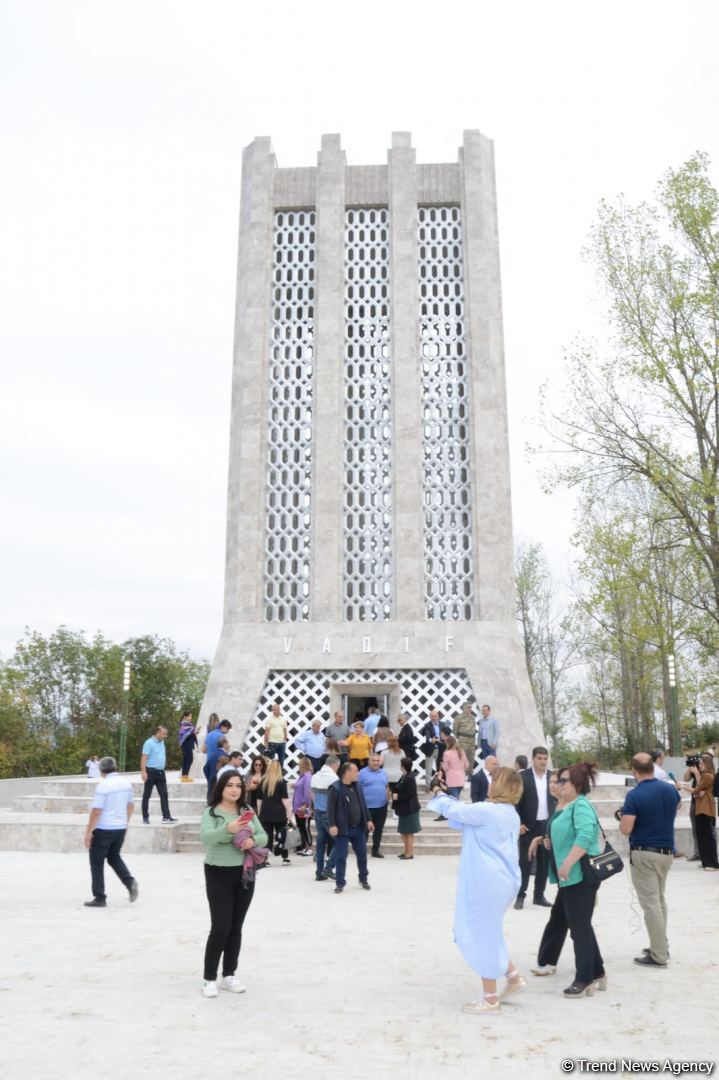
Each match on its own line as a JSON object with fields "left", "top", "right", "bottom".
{"left": 514, "top": 746, "right": 556, "bottom": 910}
{"left": 419, "top": 709, "right": 451, "bottom": 788}
{"left": 470, "top": 755, "right": 497, "bottom": 803}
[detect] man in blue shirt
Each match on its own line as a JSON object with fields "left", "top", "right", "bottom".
{"left": 479, "top": 704, "right": 500, "bottom": 760}
{"left": 363, "top": 707, "right": 380, "bottom": 739}
{"left": 203, "top": 719, "right": 233, "bottom": 793}
{"left": 619, "top": 752, "right": 681, "bottom": 967}
{"left": 358, "top": 753, "right": 391, "bottom": 858}
{"left": 140, "top": 725, "right": 177, "bottom": 823}
{"left": 295, "top": 719, "right": 326, "bottom": 772}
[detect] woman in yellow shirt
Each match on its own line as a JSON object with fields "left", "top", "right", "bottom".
{"left": 345, "top": 721, "right": 372, "bottom": 769}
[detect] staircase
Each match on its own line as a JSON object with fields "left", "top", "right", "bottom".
{"left": 0, "top": 775, "right": 696, "bottom": 856}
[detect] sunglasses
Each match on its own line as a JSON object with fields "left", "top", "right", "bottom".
{"left": 557, "top": 777, "right": 570, "bottom": 785}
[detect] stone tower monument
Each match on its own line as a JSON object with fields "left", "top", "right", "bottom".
{"left": 200, "top": 131, "right": 543, "bottom": 770}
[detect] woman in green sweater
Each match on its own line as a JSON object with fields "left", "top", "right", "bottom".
{"left": 200, "top": 770, "right": 268, "bottom": 999}
{"left": 535, "top": 762, "right": 605, "bottom": 998}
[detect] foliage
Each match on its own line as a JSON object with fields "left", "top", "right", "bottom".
{"left": 514, "top": 540, "right": 578, "bottom": 755}
{"left": 529, "top": 153, "right": 719, "bottom": 762}
{"left": 0, "top": 627, "right": 209, "bottom": 778}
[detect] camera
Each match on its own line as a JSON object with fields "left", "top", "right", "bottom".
{"left": 685, "top": 754, "right": 701, "bottom": 768}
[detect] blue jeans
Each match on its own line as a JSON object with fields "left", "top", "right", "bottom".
{"left": 267, "top": 742, "right": 286, "bottom": 768}
{"left": 447, "top": 786, "right": 463, "bottom": 799}
{"left": 480, "top": 739, "right": 495, "bottom": 760}
{"left": 314, "top": 809, "right": 336, "bottom": 876}
{"left": 333, "top": 825, "right": 368, "bottom": 888}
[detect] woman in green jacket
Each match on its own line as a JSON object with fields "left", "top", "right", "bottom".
{"left": 200, "top": 770, "right": 268, "bottom": 999}
{"left": 540, "top": 762, "right": 605, "bottom": 998}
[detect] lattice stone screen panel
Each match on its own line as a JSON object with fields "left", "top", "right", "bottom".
{"left": 343, "top": 208, "right": 393, "bottom": 621}
{"left": 242, "top": 667, "right": 476, "bottom": 777}
{"left": 418, "top": 205, "right": 475, "bottom": 620}
{"left": 262, "top": 210, "right": 316, "bottom": 622}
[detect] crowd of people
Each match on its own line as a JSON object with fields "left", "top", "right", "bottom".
{"left": 80, "top": 700, "right": 718, "bottom": 1008}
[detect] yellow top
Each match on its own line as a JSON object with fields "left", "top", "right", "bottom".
{"left": 266, "top": 716, "right": 287, "bottom": 742}
{"left": 346, "top": 733, "right": 372, "bottom": 760}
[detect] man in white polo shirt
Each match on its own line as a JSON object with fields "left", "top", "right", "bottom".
{"left": 83, "top": 756, "right": 139, "bottom": 908}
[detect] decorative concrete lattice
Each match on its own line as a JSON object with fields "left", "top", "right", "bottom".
{"left": 418, "top": 206, "right": 475, "bottom": 620}
{"left": 263, "top": 210, "right": 316, "bottom": 622}
{"left": 243, "top": 667, "right": 475, "bottom": 777}
{"left": 343, "top": 208, "right": 393, "bottom": 622}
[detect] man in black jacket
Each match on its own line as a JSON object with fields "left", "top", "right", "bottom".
{"left": 470, "top": 755, "right": 497, "bottom": 803}
{"left": 420, "top": 709, "right": 451, "bottom": 788}
{"left": 514, "top": 746, "right": 556, "bottom": 910}
{"left": 327, "top": 762, "right": 374, "bottom": 894}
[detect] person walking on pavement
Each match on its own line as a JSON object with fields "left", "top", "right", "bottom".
{"left": 358, "top": 753, "right": 391, "bottom": 858}
{"left": 327, "top": 762, "right": 374, "bottom": 893}
{"left": 140, "top": 725, "right": 177, "bottom": 823}
{"left": 618, "top": 752, "right": 681, "bottom": 967}
{"left": 83, "top": 756, "right": 139, "bottom": 907}
{"left": 311, "top": 755, "right": 341, "bottom": 881}
{"left": 514, "top": 747, "right": 556, "bottom": 910}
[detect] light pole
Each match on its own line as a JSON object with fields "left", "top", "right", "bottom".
{"left": 667, "top": 653, "right": 680, "bottom": 756}
{"left": 119, "top": 659, "right": 131, "bottom": 772}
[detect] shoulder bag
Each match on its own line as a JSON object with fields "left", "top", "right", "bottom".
{"left": 571, "top": 801, "right": 624, "bottom": 884}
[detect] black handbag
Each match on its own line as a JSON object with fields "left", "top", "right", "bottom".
{"left": 572, "top": 802, "right": 624, "bottom": 884}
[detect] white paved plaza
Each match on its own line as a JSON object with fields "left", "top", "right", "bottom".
{"left": 1, "top": 850, "right": 716, "bottom": 1079}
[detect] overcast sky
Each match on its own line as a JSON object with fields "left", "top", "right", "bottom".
{"left": 2, "top": 0, "right": 718, "bottom": 662}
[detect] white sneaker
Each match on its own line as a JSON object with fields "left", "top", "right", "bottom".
{"left": 218, "top": 975, "right": 246, "bottom": 994}
{"left": 531, "top": 964, "right": 557, "bottom": 976}
{"left": 202, "top": 981, "right": 218, "bottom": 998}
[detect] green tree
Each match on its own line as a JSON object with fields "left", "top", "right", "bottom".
{"left": 515, "top": 540, "right": 578, "bottom": 755}
{"left": 0, "top": 627, "right": 209, "bottom": 777}
{"left": 538, "top": 153, "right": 719, "bottom": 647}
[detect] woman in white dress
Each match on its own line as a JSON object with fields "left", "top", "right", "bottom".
{"left": 429, "top": 767, "right": 525, "bottom": 1015}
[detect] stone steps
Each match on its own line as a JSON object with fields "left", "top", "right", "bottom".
{"left": 0, "top": 812, "right": 182, "bottom": 853}
{"left": 0, "top": 773, "right": 696, "bottom": 856}
{"left": 13, "top": 794, "right": 208, "bottom": 816}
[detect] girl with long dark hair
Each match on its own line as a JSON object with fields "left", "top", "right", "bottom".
{"left": 200, "top": 770, "right": 268, "bottom": 998}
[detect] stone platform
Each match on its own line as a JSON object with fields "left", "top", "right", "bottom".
{"left": 0, "top": 850, "right": 715, "bottom": 1080}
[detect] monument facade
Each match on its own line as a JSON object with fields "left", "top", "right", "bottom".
{"left": 200, "top": 131, "right": 544, "bottom": 771}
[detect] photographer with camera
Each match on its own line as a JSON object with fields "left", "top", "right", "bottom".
{"left": 679, "top": 754, "right": 703, "bottom": 861}
{"left": 678, "top": 753, "right": 718, "bottom": 870}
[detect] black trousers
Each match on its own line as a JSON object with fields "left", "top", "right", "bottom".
{"left": 181, "top": 741, "right": 194, "bottom": 776}
{"left": 142, "top": 768, "right": 170, "bottom": 819}
{"left": 308, "top": 756, "right": 324, "bottom": 773}
{"left": 203, "top": 865, "right": 255, "bottom": 981}
{"left": 296, "top": 816, "right": 312, "bottom": 849}
{"left": 89, "top": 828, "right": 133, "bottom": 899}
{"left": 557, "top": 880, "right": 604, "bottom": 985}
{"left": 696, "top": 814, "right": 719, "bottom": 868}
{"left": 537, "top": 891, "right": 568, "bottom": 967}
{"left": 263, "top": 822, "right": 288, "bottom": 859}
{"left": 518, "top": 820, "right": 549, "bottom": 899}
{"left": 369, "top": 804, "right": 388, "bottom": 854}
